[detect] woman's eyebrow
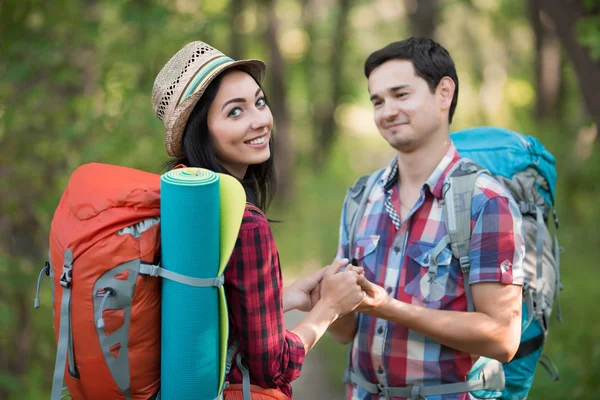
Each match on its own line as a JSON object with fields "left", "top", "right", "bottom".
{"left": 221, "top": 97, "right": 246, "bottom": 111}
{"left": 221, "top": 89, "right": 264, "bottom": 111}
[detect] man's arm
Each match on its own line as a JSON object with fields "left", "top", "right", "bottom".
{"left": 356, "top": 278, "right": 522, "bottom": 362}
{"left": 327, "top": 312, "right": 359, "bottom": 344}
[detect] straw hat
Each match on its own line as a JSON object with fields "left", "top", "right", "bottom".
{"left": 152, "top": 41, "right": 266, "bottom": 157}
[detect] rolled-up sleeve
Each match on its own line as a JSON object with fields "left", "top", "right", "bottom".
{"left": 468, "top": 196, "right": 525, "bottom": 285}
{"left": 224, "top": 209, "right": 305, "bottom": 395}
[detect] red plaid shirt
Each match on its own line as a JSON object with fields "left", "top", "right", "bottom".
{"left": 224, "top": 205, "right": 305, "bottom": 398}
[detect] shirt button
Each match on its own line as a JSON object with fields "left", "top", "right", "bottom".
{"left": 393, "top": 246, "right": 401, "bottom": 253}
{"left": 386, "top": 287, "right": 393, "bottom": 294}
{"left": 378, "top": 366, "right": 384, "bottom": 374}
{"left": 378, "top": 326, "right": 384, "bottom": 334}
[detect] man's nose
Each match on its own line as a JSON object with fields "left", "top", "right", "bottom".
{"left": 382, "top": 101, "right": 400, "bottom": 120}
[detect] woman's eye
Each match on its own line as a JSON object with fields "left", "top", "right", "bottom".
{"left": 228, "top": 108, "right": 242, "bottom": 118}
{"left": 256, "top": 97, "right": 266, "bottom": 107}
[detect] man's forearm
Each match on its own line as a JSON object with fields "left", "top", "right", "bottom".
{"left": 327, "top": 312, "right": 358, "bottom": 344}
{"left": 372, "top": 297, "right": 520, "bottom": 363}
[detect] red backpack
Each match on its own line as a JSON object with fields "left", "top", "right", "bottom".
{"left": 41, "top": 163, "right": 162, "bottom": 399}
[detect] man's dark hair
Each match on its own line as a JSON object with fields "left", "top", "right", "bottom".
{"left": 364, "top": 37, "right": 459, "bottom": 124}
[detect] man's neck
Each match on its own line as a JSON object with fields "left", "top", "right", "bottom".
{"left": 396, "top": 135, "right": 451, "bottom": 189}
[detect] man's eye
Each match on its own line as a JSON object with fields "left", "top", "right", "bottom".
{"left": 228, "top": 108, "right": 242, "bottom": 117}
{"left": 373, "top": 100, "right": 383, "bottom": 107}
{"left": 397, "top": 93, "right": 407, "bottom": 98}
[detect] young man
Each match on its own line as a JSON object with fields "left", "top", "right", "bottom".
{"left": 329, "top": 38, "right": 525, "bottom": 399}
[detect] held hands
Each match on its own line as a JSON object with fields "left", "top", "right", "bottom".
{"left": 284, "top": 268, "right": 326, "bottom": 312}
{"left": 350, "top": 268, "right": 389, "bottom": 313}
{"left": 285, "top": 259, "right": 389, "bottom": 316}
{"left": 319, "top": 259, "right": 366, "bottom": 318}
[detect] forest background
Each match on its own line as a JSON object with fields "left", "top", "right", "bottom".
{"left": 1, "top": 0, "right": 599, "bottom": 398}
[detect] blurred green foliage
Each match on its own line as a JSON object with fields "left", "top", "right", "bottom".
{"left": 1, "top": 0, "right": 599, "bottom": 399}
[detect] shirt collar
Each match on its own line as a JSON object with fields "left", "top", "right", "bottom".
{"left": 381, "top": 143, "right": 461, "bottom": 199}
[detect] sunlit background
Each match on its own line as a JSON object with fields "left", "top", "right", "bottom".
{"left": 1, "top": 0, "right": 599, "bottom": 398}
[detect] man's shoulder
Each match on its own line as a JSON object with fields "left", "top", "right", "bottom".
{"left": 471, "top": 172, "right": 517, "bottom": 216}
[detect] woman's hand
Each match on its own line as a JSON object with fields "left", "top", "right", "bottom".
{"left": 283, "top": 268, "right": 326, "bottom": 312}
{"left": 319, "top": 259, "right": 365, "bottom": 318}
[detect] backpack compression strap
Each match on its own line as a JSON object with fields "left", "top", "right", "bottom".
{"left": 51, "top": 248, "right": 79, "bottom": 400}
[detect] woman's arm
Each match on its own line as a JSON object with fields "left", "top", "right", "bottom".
{"left": 225, "top": 212, "right": 364, "bottom": 388}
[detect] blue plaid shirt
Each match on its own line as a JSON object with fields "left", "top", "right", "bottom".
{"left": 337, "top": 144, "right": 525, "bottom": 400}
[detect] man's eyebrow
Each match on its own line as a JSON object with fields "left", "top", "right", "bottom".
{"left": 369, "top": 85, "right": 410, "bottom": 102}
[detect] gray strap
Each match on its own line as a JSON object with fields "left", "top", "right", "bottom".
{"left": 552, "top": 208, "right": 563, "bottom": 322}
{"left": 534, "top": 206, "right": 545, "bottom": 320}
{"left": 34, "top": 262, "right": 50, "bottom": 309}
{"left": 539, "top": 354, "right": 560, "bottom": 381}
{"left": 67, "top": 307, "right": 77, "bottom": 377}
{"left": 139, "top": 264, "right": 224, "bottom": 287}
{"left": 523, "top": 287, "right": 534, "bottom": 332}
{"left": 235, "top": 353, "right": 251, "bottom": 400}
{"left": 51, "top": 249, "right": 77, "bottom": 400}
{"left": 347, "top": 168, "right": 385, "bottom": 257}
{"left": 51, "top": 281, "right": 72, "bottom": 399}
{"left": 427, "top": 235, "right": 451, "bottom": 281}
{"left": 443, "top": 160, "right": 484, "bottom": 313}
{"left": 225, "top": 340, "right": 239, "bottom": 376}
{"left": 348, "top": 371, "right": 485, "bottom": 398}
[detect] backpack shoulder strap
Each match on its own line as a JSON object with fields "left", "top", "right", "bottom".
{"left": 345, "top": 168, "right": 385, "bottom": 260}
{"left": 443, "top": 159, "right": 487, "bottom": 312}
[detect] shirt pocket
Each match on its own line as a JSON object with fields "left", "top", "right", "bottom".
{"left": 352, "top": 235, "right": 380, "bottom": 280}
{"left": 403, "top": 240, "right": 465, "bottom": 308}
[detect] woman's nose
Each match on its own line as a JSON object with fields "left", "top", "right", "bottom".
{"left": 251, "top": 108, "right": 273, "bottom": 131}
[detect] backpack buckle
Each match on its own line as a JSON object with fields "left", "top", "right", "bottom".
{"left": 60, "top": 263, "right": 73, "bottom": 288}
{"left": 377, "top": 384, "right": 392, "bottom": 400}
{"left": 459, "top": 256, "right": 471, "bottom": 273}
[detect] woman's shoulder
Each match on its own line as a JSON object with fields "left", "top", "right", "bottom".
{"left": 240, "top": 203, "right": 268, "bottom": 231}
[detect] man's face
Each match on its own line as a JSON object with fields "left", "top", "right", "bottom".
{"left": 368, "top": 59, "right": 450, "bottom": 153}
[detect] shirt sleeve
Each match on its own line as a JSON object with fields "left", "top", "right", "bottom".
{"left": 224, "top": 210, "right": 305, "bottom": 389}
{"left": 468, "top": 196, "right": 525, "bottom": 285}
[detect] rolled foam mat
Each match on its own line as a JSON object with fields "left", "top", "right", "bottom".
{"left": 160, "top": 168, "right": 246, "bottom": 400}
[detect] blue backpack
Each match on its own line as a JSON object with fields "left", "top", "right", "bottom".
{"left": 344, "top": 127, "right": 562, "bottom": 399}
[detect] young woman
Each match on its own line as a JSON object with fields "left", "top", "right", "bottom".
{"left": 152, "top": 41, "right": 365, "bottom": 399}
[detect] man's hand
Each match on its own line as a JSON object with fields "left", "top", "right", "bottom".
{"left": 283, "top": 267, "right": 326, "bottom": 312}
{"left": 319, "top": 259, "right": 365, "bottom": 318}
{"left": 354, "top": 272, "right": 389, "bottom": 313}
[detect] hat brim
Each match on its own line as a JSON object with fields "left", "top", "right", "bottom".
{"left": 164, "top": 59, "right": 267, "bottom": 158}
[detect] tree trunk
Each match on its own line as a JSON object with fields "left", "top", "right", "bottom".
{"left": 530, "top": 0, "right": 562, "bottom": 121}
{"left": 229, "top": 0, "right": 244, "bottom": 59}
{"left": 314, "top": 0, "right": 352, "bottom": 165}
{"left": 260, "top": 0, "right": 294, "bottom": 199}
{"left": 539, "top": 0, "right": 600, "bottom": 130}
{"left": 406, "top": 0, "right": 439, "bottom": 39}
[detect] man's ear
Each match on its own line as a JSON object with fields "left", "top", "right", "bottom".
{"left": 437, "top": 77, "right": 455, "bottom": 112}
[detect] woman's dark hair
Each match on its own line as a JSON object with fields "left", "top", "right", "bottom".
{"left": 162, "top": 69, "right": 277, "bottom": 211}
{"left": 364, "top": 37, "right": 459, "bottom": 124}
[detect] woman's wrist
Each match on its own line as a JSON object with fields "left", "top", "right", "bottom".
{"left": 282, "top": 288, "right": 298, "bottom": 313}
{"left": 311, "top": 298, "right": 340, "bottom": 324}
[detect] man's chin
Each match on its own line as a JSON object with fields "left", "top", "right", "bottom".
{"left": 387, "top": 136, "right": 417, "bottom": 153}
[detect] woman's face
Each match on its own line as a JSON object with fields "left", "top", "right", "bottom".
{"left": 207, "top": 70, "right": 273, "bottom": 180}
